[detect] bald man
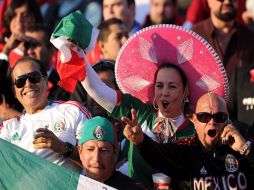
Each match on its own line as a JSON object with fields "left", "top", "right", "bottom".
{"left": 122, "top": 93, "right": 254, "bottom": 190}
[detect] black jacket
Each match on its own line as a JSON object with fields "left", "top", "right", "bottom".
{"left": 229, "top": 65, "right": 254, "bottom": 127}
{"left": 138, "top": 135, "right": 254, "bottom": 190}
{"left": 105, "top": 171, "right": 146, "bottom": 190}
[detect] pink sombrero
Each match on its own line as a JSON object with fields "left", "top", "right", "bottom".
{"left": 115, "top": 24, "right": 229, "bottom": 109}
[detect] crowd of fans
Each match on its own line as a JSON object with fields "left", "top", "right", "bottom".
{"left": 0, "top": 0, "right": 254, "bottom": 190}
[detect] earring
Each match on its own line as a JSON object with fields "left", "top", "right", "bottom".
{"left": 153, "top": 97, "right": 159, "bottom": 110}
{"left": 181, "top": 96, "right": 189, "bottom": 112}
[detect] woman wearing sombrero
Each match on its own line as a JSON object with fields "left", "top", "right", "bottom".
{"left": 78, "top": 24, "right": 229, "bottom": 188}
{"left": 51, "top": 17, "right": 229, "bottom": 188}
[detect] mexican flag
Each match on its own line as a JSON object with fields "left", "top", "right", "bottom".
{"left": 0, "top": 139, "right": 116, "bottom": 190}
{"left": 50, "top": 10, "right": 99, "bottom": 93}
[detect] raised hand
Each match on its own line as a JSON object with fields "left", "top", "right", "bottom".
{"left": 121, "top": 108, "right": 144, "bottom": 145}
{"left": 2, "top": 33, "right": 25, "bottom": 55}
{"left": 221, "top": 124, "right": 246, "bottom": 152}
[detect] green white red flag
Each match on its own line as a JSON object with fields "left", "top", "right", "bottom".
{"left": 50, "top": 10, "right": 99, "bottom": 93}
{"left": 0, "top": 139, "right": 116, "bottom": 190}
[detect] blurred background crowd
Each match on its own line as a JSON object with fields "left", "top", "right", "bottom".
{"left": 1, "top": 0, "right": 254, "bottom": 189}
{"left": 1, "top": 0, "right": 254, "bottom": 125}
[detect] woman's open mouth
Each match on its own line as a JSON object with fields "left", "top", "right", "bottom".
{"left": 161, "top": 100, "right": 169, "bottom": 109}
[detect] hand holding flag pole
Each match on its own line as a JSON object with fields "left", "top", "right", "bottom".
{"left": 50, "top": 10, "right": 99, "bottom": 93}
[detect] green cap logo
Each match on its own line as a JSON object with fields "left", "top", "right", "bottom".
{"left": 79, "top": 116, "right": 115, "bottom": 145}
{"left": 93, "top": 126, "right": 104, "bottom": 139}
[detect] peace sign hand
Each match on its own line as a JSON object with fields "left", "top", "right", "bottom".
{"left": 121, "top": 109, "right": 144, "bottom": 145}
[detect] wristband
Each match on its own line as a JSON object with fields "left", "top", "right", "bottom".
{"left": 62, "top": 142, "right": 74, "bottom": 158}
{"left": 240, "top": 141, "right": 252, "bottom": 156}
{"left": 0, "top": 53, "right": 8, "bottom": 61}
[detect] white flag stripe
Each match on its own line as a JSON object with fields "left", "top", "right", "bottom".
{"left": 50, "top": 36, "right": 72, "bottom": 63}
{"left": 85, "top": 27, "right": 100, "bottom": 53}
{"left": 77, "top": 175, "right": 117, "bottom": 190}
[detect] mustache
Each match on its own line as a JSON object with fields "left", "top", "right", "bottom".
{"left": 88, "top": 163, "right": 105, "bottom": 169}
{"left": 220, "top": 3, "right": 235, "bottom": 10}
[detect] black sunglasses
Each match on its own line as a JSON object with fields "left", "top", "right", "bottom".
{"left": 217, "top": 0, "right": 237, "bottom": 2}
{"left": 14, "top": 71, "right": 46, "bottom": 88}
{"left": 24, "top": 39, "right": 41, "bottom": 50}
{"left": 195, "top": 112, "right": 229, "bottom": 123}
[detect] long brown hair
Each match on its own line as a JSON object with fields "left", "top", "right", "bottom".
{"left": 3, "top": 0, "right": 43, "bottom": 37}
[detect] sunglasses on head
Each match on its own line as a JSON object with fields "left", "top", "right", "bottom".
{"left": 195, "top": 112, "right": 229, "bottom": 123}
{"left": 14, "top": 71, "right": 46, "bottom": 88}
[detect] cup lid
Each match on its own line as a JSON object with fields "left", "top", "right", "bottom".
{"left": 152, "top": 173, "right": 171, "bottom": 183}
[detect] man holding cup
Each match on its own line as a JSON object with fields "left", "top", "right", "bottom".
{"left": 0, "top": 57, "right": 91, "bottom": 173}
{"left": 122, "top": 92, "right": 254, "bottom": 189}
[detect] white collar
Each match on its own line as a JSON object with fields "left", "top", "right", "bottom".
{"left": 157, "top": 111, "right": 185, "bottom": 128}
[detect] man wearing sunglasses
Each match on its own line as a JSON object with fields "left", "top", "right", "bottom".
{"left": 0, "top": 24, "right": 72, "bottom": 120}
{"left": 122, "top": 92, "right": 254, "bottom": 189}
{"left": 192, "top": 0, "right": 254, "bottom": 81}
{"left": 0, "top": 57, "right": 92, "bottom": 173}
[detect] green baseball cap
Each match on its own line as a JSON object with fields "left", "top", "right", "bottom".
{"left": 79, "top": 116, "right": 114, "bottom": 145}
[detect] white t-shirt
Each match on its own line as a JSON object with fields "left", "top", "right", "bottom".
{"left": 0, "top": 100, "right": 92, "bottom": 173}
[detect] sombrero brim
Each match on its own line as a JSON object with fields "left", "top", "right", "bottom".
{"left": 115, "top": 24, "right": 229, "bottom": 110}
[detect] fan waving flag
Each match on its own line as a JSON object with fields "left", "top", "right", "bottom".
{"left": 50, "top": 10, "right": 99, "bottom": 93}
{"left": 0, "top": 139, "right": 116, "bottom": 190}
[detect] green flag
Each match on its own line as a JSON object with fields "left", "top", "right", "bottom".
{"left": 51, "top": 10, "right": 99, "bottom": 53}
{"left": 0, "top": 139, "right": 116, "bottom": 190}
{"left": 50, "top": 10, "right": 99, "bottom": 93}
